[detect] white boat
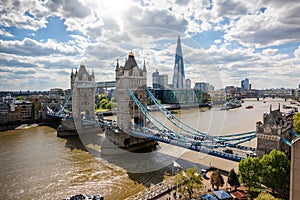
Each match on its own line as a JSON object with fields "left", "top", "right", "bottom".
{"left": 220, "top": 99, "right": 242, "bottom": 110}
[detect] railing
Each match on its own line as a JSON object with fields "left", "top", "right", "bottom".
{"left": 125, "top": 176, "right": 177, "bottom": 200}
{"left": 131, "top": 130, "right": 245, "bottom": 162}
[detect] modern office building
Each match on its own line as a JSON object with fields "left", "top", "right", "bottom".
{"left": 195, "top": 82, "right": 209, "bottom": 93}
{"left": 172, "top": 36, "right": 185, "bottom": 89}
{"left": 185, "top": 79, "right": 191, "bottom": 89}
{"left": 152, "top": 70, "right": 169, "bottom": 89}
{"left": 194, "top": 82, "right": 214, "bottom": 93}
{"left": 152, "top": 70, "right": 160, "bottom": 89}
{"left": 152, "top": 88, "right": 202, "bottom": 105}
{"left": 241, "top": 78, "right": 251, "bottom": 90}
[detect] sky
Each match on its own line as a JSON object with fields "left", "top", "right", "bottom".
{"left": 0, "top": 0, "right": 300, "bottom": 91}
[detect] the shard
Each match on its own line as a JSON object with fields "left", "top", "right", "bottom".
{"left": 172, "top": 36, "right": 185, "bottom": 88}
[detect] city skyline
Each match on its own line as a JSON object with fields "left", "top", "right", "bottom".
{"left": 0, "top": 1, "right": 300, "bottom": 91}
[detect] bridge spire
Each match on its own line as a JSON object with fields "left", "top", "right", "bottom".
{"left": 116, "top": 59, "right": 119, "bottom": 70}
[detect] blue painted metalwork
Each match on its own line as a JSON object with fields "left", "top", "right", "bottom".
{"left": 281, "top": 136, "right": 292, "bottom": 147}
{"left": 290, "top": 129, "right": 299, "bottom": 137}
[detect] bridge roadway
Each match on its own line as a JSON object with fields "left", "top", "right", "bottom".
{"left": 130, "top": 128, "right": 254, "bottom": 162}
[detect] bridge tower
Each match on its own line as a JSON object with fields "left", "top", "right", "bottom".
{"left": 115, "top": 51, "right": 147, "bottom": 133}
{"left": 72, "top": 63, "right": 95, "bottom": 129}
{"left": 256, "top": 105, "right": 294, "bottom": 158}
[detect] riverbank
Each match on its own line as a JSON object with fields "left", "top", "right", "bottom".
{"left": 0, "top": 121, "right": 61, "bottom": 132}
{"left": 0, "top": 122, "right": 43, "bottom": 132}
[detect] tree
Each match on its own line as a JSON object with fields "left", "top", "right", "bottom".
{"left": 210, "top": 169, "right": 224, "bottom": 190}
{"left": 176, "top": 167, "right": 203, "bottom": 199}
{"left": 99, "top": 94, "right": 108, "bottom": 101}
{"left": 99, "top": 98, "right": 109, "bottom": 109}
{"left": 16, "top": 96, "right": 25, "bottom": 100}
{"left": 239, "top": 157, "right": 262, "bottom": 192}
{"left": 254, "top": 192, "right": 280, "bottom": 200}
{"left": 294, "top": 112, "right": 300, "bottom": 134}
{"left": 260, "top": 150, "right": 290, "bottom": 193}
{"left": 228, "top": 168, "right": 240, "bottom": 190}
{"left": 31, "top": 102, "right": 36, "bottom": 120}
{"left": 105, "top": 101, "right": 112, "bottom": 109}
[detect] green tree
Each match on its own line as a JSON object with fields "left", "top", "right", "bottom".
{"left": 294, "top": 112, "right": 300, "bottom": 134}
{"left": 16, "top": 96, "right": 25, "bottom": 100}
{"left": 210, "top": 169, "right": 224, "bottom": 190}
{"left": 227, "top": 168, "right": 240, "bottom": 190}
{"left": 239, "top": 157, "right": 262, "bottom": 192}
{"left": 99, "top": 99, "right": 109, "bottom": 109}
{"left": 254, "top": 192, "right": 281, "bottom": 200}
{"left": 105, "top": 102, "right": 112, "bottom": 109}
{"left": 260, "top": 150, "right": 290, "bottom": 193}
{"left": 176, "top": 167, "right": 203, "bottom": 199}
{"left": 99, "top": 94, "right": 108, "bottom": 101}
{"left": 31, "top": 102, "right": 36, "bottom": 120}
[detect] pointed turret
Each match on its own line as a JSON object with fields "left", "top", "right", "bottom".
{"left": 116, "top": 59, "right": 119, "bottom": 70}
{"left": 124, "top": 51, "right": 138, "bottom": 70}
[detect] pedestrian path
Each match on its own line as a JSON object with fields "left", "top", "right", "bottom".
{"left": 125, "top": 177, "right": 177, "bottom": 200}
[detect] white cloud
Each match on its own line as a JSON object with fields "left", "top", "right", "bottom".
{"left": 294, "top": 46, "right": 300, "bottom": 58}
{"left": 223, "top": 2, "right": 300, "bottom": 48}
{"left": 0, "top": 38, "right": 82, "bottom": 56}
{"left": 0, "top": 29, "right": 13, "bottom": 37}
{"left": 45, "top": 0, "right": 91, "bottom": 19}
{"left": 214, "top": 39, "right": 221, "bottom": 44}
{"left": 0, "top": 0, "right": 48, "bottom": 30}
{"left": 262, "top": 48, "right": 278, "bottom": 56}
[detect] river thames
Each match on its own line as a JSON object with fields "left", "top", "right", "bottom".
{"left": 0, "top": 98, "right": 295, "bottom": 199}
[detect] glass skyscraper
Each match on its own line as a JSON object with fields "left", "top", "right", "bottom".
{"left": 172, "top": 36, "right": 185, "bottom": 88}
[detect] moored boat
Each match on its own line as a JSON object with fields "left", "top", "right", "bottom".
{"left": 220, "top": 99, "right": 242, "bottom": 110}
{"left": 245, "top": 105, "right": 254, "bottom": 109}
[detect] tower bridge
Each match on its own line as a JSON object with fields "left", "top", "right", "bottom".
{"left": 45, "top": 52, "right": 298, "bottom": 162}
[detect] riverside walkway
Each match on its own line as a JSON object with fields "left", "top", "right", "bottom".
{"left": 125, "top": 177, "right": 178, "bottom": 200}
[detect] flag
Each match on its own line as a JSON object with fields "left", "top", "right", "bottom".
{"left": 173, "top": 161, "right": 182, "bottom": 168}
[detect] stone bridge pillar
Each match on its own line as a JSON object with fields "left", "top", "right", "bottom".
{"left": 115, "top": 52, "right": 147, "bottom": 133}
{"left": 71, "top": 63, "right": 95, "bottom": 130}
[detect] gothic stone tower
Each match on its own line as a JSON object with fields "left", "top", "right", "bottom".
{"left": 256, "top": 105, "right": 294, "bottom": 158}
{"left": 72, "top": 63, "right": 95, "bottom": 129}
{"left": 115, "top": 52, "right": 147, "bottom": 133}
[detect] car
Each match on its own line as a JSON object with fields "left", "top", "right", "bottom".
{"left": 223, "top": 148, "right": 233, "bottom": 154}
{"left": 93, "top": 194, "right": 104, "bottom": 200}
{"left": 246, "top": 150, "right": 257, "bottom": 157}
